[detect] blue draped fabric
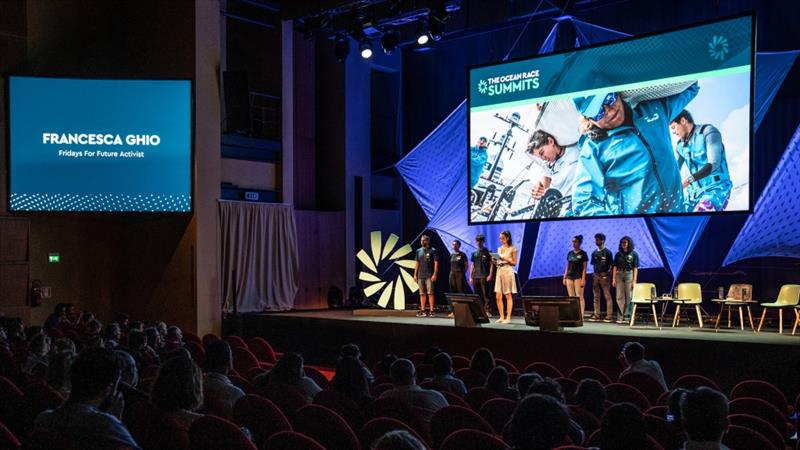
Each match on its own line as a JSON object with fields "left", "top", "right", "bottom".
{"left": 724, "top": 124, "right": 800, "bottom": 265}
{"left": 529, "top": 217, "right": 662, "bottom": 279}
{"left": 754, "top": 51, "right": 800, "bottom": 129}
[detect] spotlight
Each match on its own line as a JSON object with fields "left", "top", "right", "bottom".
{"left": 381, "top": 28, "right": 399, "bottom": 55}
{"left": 416, "top": 19, "right": 430, "bottom": 45}
{"left": 359, "top": 39, "right": 373, "bottom": 59}
{"left": 429, "top": 18, "right": 444, "bottom": 41}
{"left": 334, "top": 34, "right": 350, "bottom": 62}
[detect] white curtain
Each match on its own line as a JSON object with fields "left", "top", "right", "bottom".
{"left": 219, "top": 201, "right": 299, "bottom": 312}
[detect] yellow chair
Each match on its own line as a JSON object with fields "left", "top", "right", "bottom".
{"left": 674, "top": 283, "right": 703, "bottom": 328}
{"left": 792, "top": 305, "right": 800, "bottom": 336}
{"left": 757, "top": 284, "right": 800, "bottom": 334}
{"left": 630, "top": 283, "right": 659, "bottom": 328}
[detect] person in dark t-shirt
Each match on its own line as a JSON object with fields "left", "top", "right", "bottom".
{"left": 447, "top": 240, "right": 469, "bottom": 317}
{"left": 612, "top": 236, "right": 639, "bottom": 323}
{"left": 563, "top": 235, "right": 588, "bottom": 317}
{"left": 590, "top": 233, "right": 614, "bottom": 322}
{"left": 470, "top": 234, "right": 495, "bottom": 317}
{"left": 414, "top": 235, "right": 439, "bottom": 317}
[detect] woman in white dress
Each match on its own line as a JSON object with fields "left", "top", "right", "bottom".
{"left": 494, "top": 230, "right": 517, "bottom": 324}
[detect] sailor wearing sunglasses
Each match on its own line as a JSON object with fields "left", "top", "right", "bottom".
{"left": 569, "top": 82, "right": 699, "bottom": 216}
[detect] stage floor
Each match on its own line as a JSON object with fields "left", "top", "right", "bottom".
{"left": 266, "top": 309, "right": 799, "bottom": 346}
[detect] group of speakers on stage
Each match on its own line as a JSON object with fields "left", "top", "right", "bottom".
{"left": 413, "top": 232, "right": 641, "bottom": 325}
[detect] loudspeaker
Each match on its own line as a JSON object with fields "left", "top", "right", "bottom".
{"left": 223, "top": 70, "right": 250, "bottom": 133}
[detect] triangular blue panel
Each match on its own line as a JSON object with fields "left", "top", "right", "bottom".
{"left": 754, "top": 51, "right": 799, "bottom": 129}
{"left": 650, "top": 216, "right": 710, "bottom": 280}
{"left": 529, "top": 217, "right": 663, "bottom": 279}
{"left": 724, "top": 124, "right": 800, "bottom": 265}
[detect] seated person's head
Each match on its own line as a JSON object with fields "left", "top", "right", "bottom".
{"left": 389, "top": 359, "right": 416, "bottom": 386}
{"left": 332, "top": 356, "right": 370, "bottom": 398}
{"left": 680, "top": 387, "right": 729, "bottom": 443}
{"left": 470, "top": 347, "right": 495, "bottom": 376}
{"left": 486, "top": 366, "right": 510, "bottom": 393}
{"left": 526, "top": 377, "right": 565, "bottom": 403}
{"left": 372, "top": 430, "right": 426, "bottom": 450}
{"left": 204, "top": 340, "right": 233, "bottom": 375}
{"left": 377, "top": 354, "right": 398, "bottom": 375}
{"left": 575, "top": 378, "right": 607, "bottom": 417}
{"left": 114, "top": 350, "right": 139, "bottom": 387}
{"left": 151, "top": 356, "right": 203, "bottom": 412}
{"left": 69, "top": 347, "right": 121, "bottom": 403}
{"left": 145, "top": 327, "right": 163, "bottom": 349}
{"left": 105, "top": 322, "right": 121, "bottom": 341}
{"left": 269, "top": 352, "right": 305, "bottom": 385}
{"left": 432, "top": 352, "right": 453, "bottom": 377}
{"left": 516, "top": 372, "right": 543, "bottom": 397}
{"left": 127, "top": 330, "right": 147, "bottom": 351}
{"left": 509, "top": 394, "right": 570, "bottom": 449}
{"left": 52, "top": 337, "right": 76, "bottom": 355}
{"left": 30, "top": 333, "right": 51, "bottom": 357}
{"left": 600, "top": 402, "right": 647, "bottom": 450}
{"left": 80, "top": 312, "right": 94, "bottom": 324}
{"left": 128, "top": 321, "right": 144, "bottom": 333}
{"left": 87, "top": 319, "right": 102, "bottom": 335}
{"left": 667, "top": 388, "right": 689, "bottom": 428}
{"left": 339, "top": 343, "right": 361, "bottom": 360}
{"left": 114, "top": 314, "right": 129, "bottom": 328}
{"left": 166, "top": 326, "right": 183, "bottom": 343}
{"left": 622, "top": 341, "right": 645, "bottom": 364}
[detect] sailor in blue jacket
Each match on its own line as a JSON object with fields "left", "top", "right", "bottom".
{"left": 669, "top": 110, "right": 732, "bottom": 211}
{"left": 570, "top": 82, "right": 699, "bottom": 216}
{"left": 470, "top": 136, "right": 489, "bottom": 189}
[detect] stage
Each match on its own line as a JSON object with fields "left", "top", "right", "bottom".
{"left": 227, "top": 308, "right": 800, "bottom": 400}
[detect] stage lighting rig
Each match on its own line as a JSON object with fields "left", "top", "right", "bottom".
{"left": 334, "top": 34, "right": 350, "bottom": 62}
{"left": 416, "top": 18, "right": 430, "bottom": 45}
{"left": 359, "top": 39, "right": 374, "bottom": 59}
{"left": 380, "top": 27, "right": 399, "bottom": 54}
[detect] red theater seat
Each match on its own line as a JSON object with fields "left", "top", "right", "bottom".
{"left": 566, "top": 405, "right": 601, "bottom": 437}
{"left": 417, "top": 363, "right": 434, "bottom": 380}
{"left": 0, "top": 421, "right": 20, "bottom": 449}
{"left": 671, "top": 374, "right": 721, "bottom": 391}
{"left": 358, "top": 417, "right": 424, "bottom": 450}
{"left": 730, "top": 380, "right": 790, "bottom": 415}
{"left": 313, "top": 389, "right": 366, "bottom": 432}
{"left": 0, "top": 376, "right": 26, "bottom": 436}
{"left": 495, "top": 358, "right": 520, "bottom": 373}
{"left": 125, "top": 401, "right": 190, "bottom": 450}
{"left": 202, "top": 333, "right": 219, "bottom": 349}
{"left": 439, "top": 429, "right": 510, "bottom": 450}
{"left": 233, "top": 394, "right": 291, "bottom": 449}
{"left": 366, "top": 397, "right": 428, "bottom": 442}
{"left": 524, "top": 361, "right": 564, "bottom": 378}
{"left": 568, "top": 365, "right": 613, "bottom": 385}
{"left": 722, "top": 424, "right": 777, "bottom": 450}
{"left": 464, "top": 386, "right": 500, "bottom": 411}
{"left": 643, "top": 413, "right": 684, "bottom": 450}
{"left": 291, "top": 404, "right": 360, "bottom": 450}
{"left": 480, "top": 397, "right": 517, "bottom": 434}
{"left": 184, "top": 341, "right": 206, "bottom": 366}
{"left": 555, "top": 377, "right": 579, "bottom": 403}
{"left": 24, "top": 383, "right": 65, "bottom": 421}
{"left": 247, "top": 337, "right": 278, "bottom": 364}
{"left": 225, "top": 335, "right": 248, "bottom": 350}
{"left": 188, "top": 414, "right": 257, "bottom": 450}
{"left": 728, "top": 413, "right": 786, "bottom": 450}
{"left": 228, "top": 374, "right": 255, "bottom": 394}
{"left": 605, "top": 383, "right": 651, "bottom": 410}
{"left": 409, "top": 352, "right": 425, "bottom": 366}
{"left": 183, "top": 332, "right": 203, "bottom": 347}
{"left": 370, "top": 382, "right": 394, "bottom": 397}
{"left": 729, "top": 397, "right": 790, "bottom": 439}
{"left": 257, "top": 383, "right": 309, "bottom": 420}
{"left": 266, "top": 431, "right": 326, "bottom": 450}
{"left": 451, "top": 355, "right": 471, "bottom": 370}
{"left": 232, "top": 347, "right": 265, "bottom": 376}
{"left": 303, "top": 366, "right": 330, "bottom": 389}
{"left": 430, "top": 405, "right": 494, "bottom": 448}
{"left": 441, "top": 390, "right": 469, "bottom": 408}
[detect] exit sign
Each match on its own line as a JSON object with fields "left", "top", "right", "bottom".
{"left": 48, "top": 253, "right": 60, "bottom": 263}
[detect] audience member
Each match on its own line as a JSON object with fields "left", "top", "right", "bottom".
{"left": 47, "top": 351, "right": 76, "bottom": 397}
{"left": 331, "top": 356, "right": 374, "bottom": 408}
{"left": 422, "top": 346, "right": 443, "bottom": 364}
{"left": 376, "top": 353, "right": 399, "bottom": 377}
{"left": 515, "top": 372, "right": 543, "bottom": 399}
{"left": 87, "top": 319, "right": 103, "bottom": 337}
{"left": 44, "top": 303, "right": 68, "bottom": 330}
{"left": 574, "top": 378, "right": 607, "bottom": 419}
{"left": 339, "top": 343, "right": 375, "bottom": 384}
{"left": 163, "top": 326, "right": 184, "bottom": 351}
{"left": 598, "top": 402, "right": 648, "bottom": 450}
{"left": 52, "top": 337, "right": 77, "bottom": 355}
{"left": 431, "top": 352, "right": 467, "bottom": 396}
{"left": 105, "top": 322, "right": 122, "bottom": 350}
{"left": 508, "top": 394, "right": 571, "bottom": 450}
{"left": 127, "top": 330, "right": 157, "bottom": 369}
{"left": 144, "top": 327, "right": 165, "bottom": 353}
{"left": 680, "top": 387, "right": 730, "bottom": 450}
{"left": 32, "top": 347, "right": 141, "bottom": 449}
{"left": 373, "top": 430, "right": 427, "bottom": 450}
{"left": 379, "top": 358, "right": 448, "bottom": 424}
{"left": 150, "top": 355, "right": 204, "bottom": 430}
{"left": 114, "top": 350, "right": 149, "bottom": 406}
{"left": 469, "top": 347, "right": 496, "bottom": 377}
{"left": 128, "top": 321, "right": 144, "bottom": 333}
{"left": 486, "top": 366, "right": 519, "bottom": 400}
{"left": 618, "top": 341, "right": 668, "bottom": 390}
{"left": 86, "top": 335, "right": 105, "bottom": 349}
{"left": 527, "top": 378, "right": 585, "bottom": 445}
{"left": 202, "top": 340, "right": 245, "bottom": 418}
{"left": 154, "top": 321, "right": 168, "bottom": 338}
{"left": 268, "top": 352, "right": 322, "bottom": 402}
{"left": 23, "top": 333, "right": 51, "bottom": 376}
{"left": 667, "top": 387, "right": 690, "bottom": 429}
{"left": 114, "top": 314, "right": 130, "bottom": 331}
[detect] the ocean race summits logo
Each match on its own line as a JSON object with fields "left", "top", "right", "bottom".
{"left": 708, "top": 35, "right": 729, "bottom": 61}
{"left": 477, "top": 69, "right": 540, "bottom": 97}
